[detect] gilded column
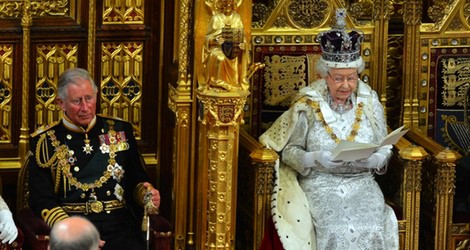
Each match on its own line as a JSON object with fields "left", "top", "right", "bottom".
{"left": 198, "top": 90, "right": 249, "bottom": 249}
{"left": 196, "top": 0, "right": 259, "bottom": 248}
{"left": 87, "top": 0, "right": 96, "bottom": 77}
{"left": 399, "top": 144, "right": 427, "bottom": 250}
{"left": 434, "top": 149, "right": 459, "bottom": 250}
{"left": 249, "top": 147, "right": 277, "bottom": 249}
{"left": 402, "top": 1, "right": 422, "bottom": 128}
{"left": 19, "top": 0, "right": 32, "bottom": 164}
{"left": 169, "top": 0, "right": 194, "bottom": 249}
{"left": 372, "top": 0, "right": 393, "bottom": 106}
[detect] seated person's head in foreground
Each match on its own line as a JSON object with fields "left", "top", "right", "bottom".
{"left": 48, "top": 216, "right": 100, "bottom": 250}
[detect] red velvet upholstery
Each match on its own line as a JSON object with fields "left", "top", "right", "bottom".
{"left": 16, "top": 208, "right": 50, "bottom": 250}
{"left": 150, "top": 214, "right": 173, "bottom": 250}
{"left": 259, "top": 217, "right": 284, "bottom": 250}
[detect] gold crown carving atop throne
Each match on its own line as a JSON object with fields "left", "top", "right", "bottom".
{"left": 316, "top": 9, "right": 364, "bottom": 68}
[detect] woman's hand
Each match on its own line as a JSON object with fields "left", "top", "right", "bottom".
{"left": 353, "top": 152, "right": 387, "bottom": 169}
{"left": 303, "top": 151, "right": 343, "bottom": 169}
{"left": 0, "top": 210, "right": 17, "bottom": 244}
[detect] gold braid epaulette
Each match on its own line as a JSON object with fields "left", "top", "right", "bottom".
{"left": 35, "top": 131, "right": 58, "bottom": 169}
{"left": 35, "top": 129, "right": 64, "bottom": 193}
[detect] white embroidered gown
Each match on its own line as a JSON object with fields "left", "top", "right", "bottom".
{"left": 271, "top": 81, "right": 398, "bottom": 250}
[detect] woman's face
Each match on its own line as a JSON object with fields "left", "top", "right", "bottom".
{"left": 326, "top": 68, "right": 359, "bottom": 104}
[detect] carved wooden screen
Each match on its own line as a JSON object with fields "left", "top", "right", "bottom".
{"left": 0, "top": 0, "right": 160, "bottom": 159}
{"left": 0, "top": 0, "right": 162, "bottom": 195}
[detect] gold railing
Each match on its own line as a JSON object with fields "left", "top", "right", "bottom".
{"left": 237, "top": 129, "right": 277, "bottom": 249}
{"left": 405, "top": 129, "right": 465, "bottom": 250}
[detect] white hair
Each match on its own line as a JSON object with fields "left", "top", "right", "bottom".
{"left": 315, "top": 57, "right": 365, "bottom": 78}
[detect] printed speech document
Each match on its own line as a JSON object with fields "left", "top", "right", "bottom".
{"left": 331, "top": 125, "right": 408, "bottom": 161}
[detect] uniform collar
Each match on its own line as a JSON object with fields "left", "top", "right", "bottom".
{"left": 62, "top": 115, "right": 97, "bottom": 133}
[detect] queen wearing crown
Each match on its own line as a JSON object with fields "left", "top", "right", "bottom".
{"left": 259, "top": 9, "right": 399, "bottom": 250}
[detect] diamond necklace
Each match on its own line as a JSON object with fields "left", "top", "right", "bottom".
{"left": 305, "top": 98, "right": 364, "bottom": 143}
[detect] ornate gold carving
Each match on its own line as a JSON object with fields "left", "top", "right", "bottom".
{"left": 19, "top": 0, "right": 33, "bottom": 163}
{"left": 424, "top": 0, "right": 459, "bottom": 31}
{"left": 88, "top": 0, "right": 96, "bottom": 76}
{"left": 171, "top": 1, "right": 193, "bottom": 247}
{"left": 371, "top": 0, "right": 395, "bottom": 21}
{"left": 0, "top": 0, "right": 69, "bottom": 18}
{"left": 403, "top": 1, "right": 422, "bottom": 26}
{"left": 198, "top": 92, "right": 249, "bottom": 126}
{"left": 452, "top": 223, "right": 470, "bottom": 234}
{"left": 348, "top": 0, "right": 373, "bottom": 20}
{"left": 439, "top": 58, "right": 470, "bottom": 107}
{"left": 273, "top": 15, "right": 288, "bottom": 28}
{"left": 100, "top": 42, "right": 143, "bottom": 138}
{"left": 35, "top": 43, "right": 78, "bottom": 128}
{"left": 206, "top": 127, "right": 233, "bottom": 248}
{"left": 465, "top": 2, "right": 470, "bottom": 25}
{"left": 199, "top": 0, "right": 251, "bottom": 92}
{"left": 434, "top": 155, "right": 457, "bottom": 250}
{"left": 262, "top": 54, "right": 312, "bottom": 107}
{"left": 449, "top": 16, "right": 464, "bottom": 31}
{"left": 287, "top": 0, "right": 328, "bottom": 28}
{"left": 177, "top": 0, "right": 190, "bottom": 80}
{"left": 252, "top": 2, "right": 271, "bottom": 28}
{"left": 103, "top": 0, "right": 144, "bottom": 24}
{"left": 386, "top": 35, "right": 404, "bottom": 128}
{"left": 427, "top": 0, "right": 451, "bottom": 24}
{"left": 0, "top": 44, "right": 13, "bottom": 143}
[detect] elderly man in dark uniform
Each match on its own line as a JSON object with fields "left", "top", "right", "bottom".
{"left": 28, "top": 68, "right": 161, "bottom": 250}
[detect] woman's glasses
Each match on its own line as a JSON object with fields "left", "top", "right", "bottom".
{"left": 328, "top": 72, "right": 358, "bottom": 84}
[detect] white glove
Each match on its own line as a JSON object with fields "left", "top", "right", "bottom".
{"left": 303, "top": 151, "right": 343, "bottom": 169}
{"left": 353, "top": 152, "right": 387, "bottom": 169}
{"left": 0, "top": 209, "right": 18, "bottom": 244}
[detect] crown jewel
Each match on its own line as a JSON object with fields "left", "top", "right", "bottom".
{"left": 317, "top": 9, "right": 364, "bottom": 68}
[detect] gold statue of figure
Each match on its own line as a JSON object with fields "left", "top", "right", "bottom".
{"left": 200, "top": 0, "right": 252, "bottom": 92}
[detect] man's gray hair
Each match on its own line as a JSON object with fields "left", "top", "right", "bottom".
{"left": 57, "top": 68, "right": 98, "bottom": 100}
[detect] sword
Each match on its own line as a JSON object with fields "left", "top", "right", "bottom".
{"left": 142, "top": 191, "right": 152, "bottom": 250}
{"left": 142, "top": 186, "right": 159, "bottom": 250}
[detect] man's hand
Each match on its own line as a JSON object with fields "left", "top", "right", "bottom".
{"left": 143, "top": 182, "right": 161, "bottom": 213}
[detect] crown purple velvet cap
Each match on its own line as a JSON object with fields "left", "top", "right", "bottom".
{"left": 317, "top": 9, "right": 364, "bottom": 68}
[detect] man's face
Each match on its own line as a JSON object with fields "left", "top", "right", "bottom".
{"left": 57, "top": 78, "right": 97, "bottom": 127}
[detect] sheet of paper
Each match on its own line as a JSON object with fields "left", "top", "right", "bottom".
{"left": 379, "top": 125, "right": 409, "bottom": 147}
{"left": 331, "top": 141, "right": 378, "bottom": 161}
{"left": 331, "top": 125, "right": 409, "bottom": 161}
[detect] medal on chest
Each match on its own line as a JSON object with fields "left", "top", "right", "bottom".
{"left": 83, "top": 133, "right": 93, "bottom": 154}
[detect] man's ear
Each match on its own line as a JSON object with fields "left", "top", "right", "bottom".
{"left": 56, "top": 97, "right": 65, "bottom": 111}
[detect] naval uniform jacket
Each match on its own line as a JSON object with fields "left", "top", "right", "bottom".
{"left": 28, "top": 115, "right": 150, "bottom": 227}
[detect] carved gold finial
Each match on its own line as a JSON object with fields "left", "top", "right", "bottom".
{"left": 21, "top": 0, "right": 32, "bottom": 27}
{"left": 435, "top": 148, "right": 461, "bottom": 163}
{"left": 399, "top": 144, "right": 428, "bottom": 161}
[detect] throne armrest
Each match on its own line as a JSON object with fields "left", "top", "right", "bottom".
{"left": 16, "top": 207, "right": 50, "bottom": 250}
{"left": 149, "top": 214, "right": 172, "bottom": 250}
